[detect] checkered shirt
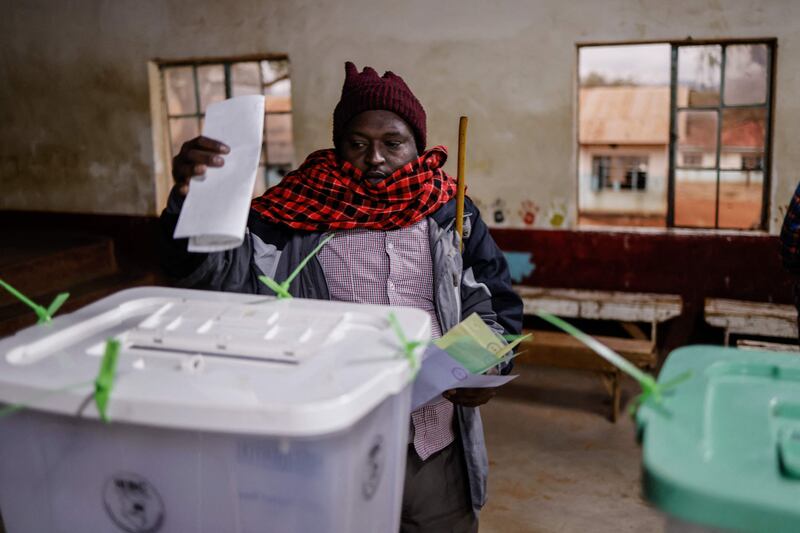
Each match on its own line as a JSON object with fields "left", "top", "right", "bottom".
{"left": 317, "top": 219, "right": 455, "bottom": 461}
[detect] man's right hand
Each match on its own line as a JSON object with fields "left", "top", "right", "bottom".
{"left": 171, "top": 136, "right": 230, "bottom": 196}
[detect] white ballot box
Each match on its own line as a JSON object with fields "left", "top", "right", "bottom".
{"left": 0, "top": 287, "right": 429, "bottom": 533}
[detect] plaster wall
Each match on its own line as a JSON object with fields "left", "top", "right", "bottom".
{"left": 1, "top": 0, "right": 798, "bottom": 233}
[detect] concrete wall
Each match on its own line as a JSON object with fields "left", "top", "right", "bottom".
{"left": 1, "top": 0, "right": 798, "bottom": 233}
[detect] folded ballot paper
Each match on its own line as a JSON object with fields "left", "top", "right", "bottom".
{"left": 174, "top": 95, "right": 265, "bottom": 252}
{"left": 411, "top": 314, "right": 527, "bottom": 410}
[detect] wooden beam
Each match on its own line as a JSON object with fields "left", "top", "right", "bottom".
{"left": 704, "top": 297, "right": 797, "bottom": 339}
{"left": 516, "top": 330, "right": 656, "bottom": 370}
{"left": 516, "top": 286, "right": 682, "bottom": 323}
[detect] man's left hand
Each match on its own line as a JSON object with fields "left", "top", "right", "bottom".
{"left": 443, "top": 387, "right": 497, "bottom": 407}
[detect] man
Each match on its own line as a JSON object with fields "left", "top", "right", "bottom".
{"left": 780, "top": 181, "right": 800, "bottom": 343}
{"left": 160, "top": 62, "right": 523, "bottom": 532}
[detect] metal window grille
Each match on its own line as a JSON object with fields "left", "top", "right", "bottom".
{"left": 667, "top": 41, "right": 775, "bottom": 230}
{"left": 158, "top": 55, "right": 294, "bottom": 191}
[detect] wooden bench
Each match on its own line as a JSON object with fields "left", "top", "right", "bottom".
{"left": 704, "top": 298, "right": 798, "bottom": 349}
{"left": 513, "top": 287, "right": 683, "bottom": 422}
{"left": 517, "top": 331, "right": 654, "bottom": 421}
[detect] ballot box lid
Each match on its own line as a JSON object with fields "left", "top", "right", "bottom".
{"left": 0, "top": 287, "right": 430, "bottom": 436}
{"left": 637, "top": 345, "right": 800, "bottom": 532}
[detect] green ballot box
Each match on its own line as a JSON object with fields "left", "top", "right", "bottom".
{"left": 636, "top": 346, "right": 800, "bottom": 533}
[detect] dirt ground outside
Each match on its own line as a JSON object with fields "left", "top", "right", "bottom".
{"left": 579, "top": 182, "right": 763, "bottom": 230}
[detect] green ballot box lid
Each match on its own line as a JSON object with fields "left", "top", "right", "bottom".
{"left": 636, "top": 345, "right": 800, "bottom": 532}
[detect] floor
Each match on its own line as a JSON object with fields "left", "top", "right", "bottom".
{"left": 479, "top": 365, "right": 665, "bottom": 533}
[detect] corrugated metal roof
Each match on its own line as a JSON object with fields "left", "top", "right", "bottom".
{"left": 579, "top": 86, "right": 671, "bottom": 145}
{"left": 580, "top": 86, "right": 763, "bottom": 150}
{"left": 721, "top": 118, "right": 765, "bottom": 149}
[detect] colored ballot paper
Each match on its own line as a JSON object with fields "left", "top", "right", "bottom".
{"left": 411, "top": 345, "right": 517, "bottom": 410}
{"left": 409, "top": 313, "right": 528, "bottom": 408}
{"left": 434, "top": 313, "right": 527, "bottom": 373}
{"left": 174, "top": 95, "right": 265, "bottom": 252}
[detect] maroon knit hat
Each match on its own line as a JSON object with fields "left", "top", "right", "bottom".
{"left": 333, "top": 62, "right": 427, "bottom": 153}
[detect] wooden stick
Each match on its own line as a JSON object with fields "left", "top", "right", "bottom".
{"left": 455, "top": 116, "right": 468, "bottom": 252}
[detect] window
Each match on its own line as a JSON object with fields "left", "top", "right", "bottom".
{"left": 578, "top": 40, "right": 774, "bottom": 230}
{"left": 157, "top": 56, "right": 294, "bottom": 197}
{"left": 682, "top": 153, "right": 703, "bottom": 167}
{"left": 591, "top": 156, "right": 610, "bottom": 190}
{"left": 592, "top": 155, "right": 648, "bottom": 191}
{"left": 741, "top": 155, "right": 763, "bottom": 171}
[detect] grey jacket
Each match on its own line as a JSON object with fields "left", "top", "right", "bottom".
{"left": 160, "top": 188, "right": 522, "bottom": 511}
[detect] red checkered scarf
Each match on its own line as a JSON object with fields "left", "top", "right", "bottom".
{"left": 251, "top": 145, "right": 457, "bottom": 230}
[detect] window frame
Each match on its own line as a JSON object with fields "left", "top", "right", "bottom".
{"left": 155, "top": 53, "right": 293, "bottom": 191}
{"left": 591, "top": 154, "right": 649, "bottom": 192}
{"left": 666, "top": 40, "right": 775, "bottom": 230}
{"left": 576, "top": 38, "right": 777, "bottom": 231}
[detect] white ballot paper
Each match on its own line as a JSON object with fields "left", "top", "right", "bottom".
{"left": 411, "top": 345, "right": 517, "bottom": 410}
{"left": 174, "top": 95, "right": 265, "bottom": 252}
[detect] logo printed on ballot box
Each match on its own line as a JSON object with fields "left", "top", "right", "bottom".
{"left": 103, "top": 472, "right": 165, "bottom": 533}
{"left": 362, "top": 434, "right": 385, "bottom": 500}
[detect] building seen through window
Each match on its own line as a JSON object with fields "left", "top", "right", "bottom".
{"left": 159, "top": 56, "right": 294, "bottom": 197}
{"left": 578, "top": 41, "right": 773, "bottom": 230}
{"left": 591, "top": 156, "right": 648, "bottom": 191}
